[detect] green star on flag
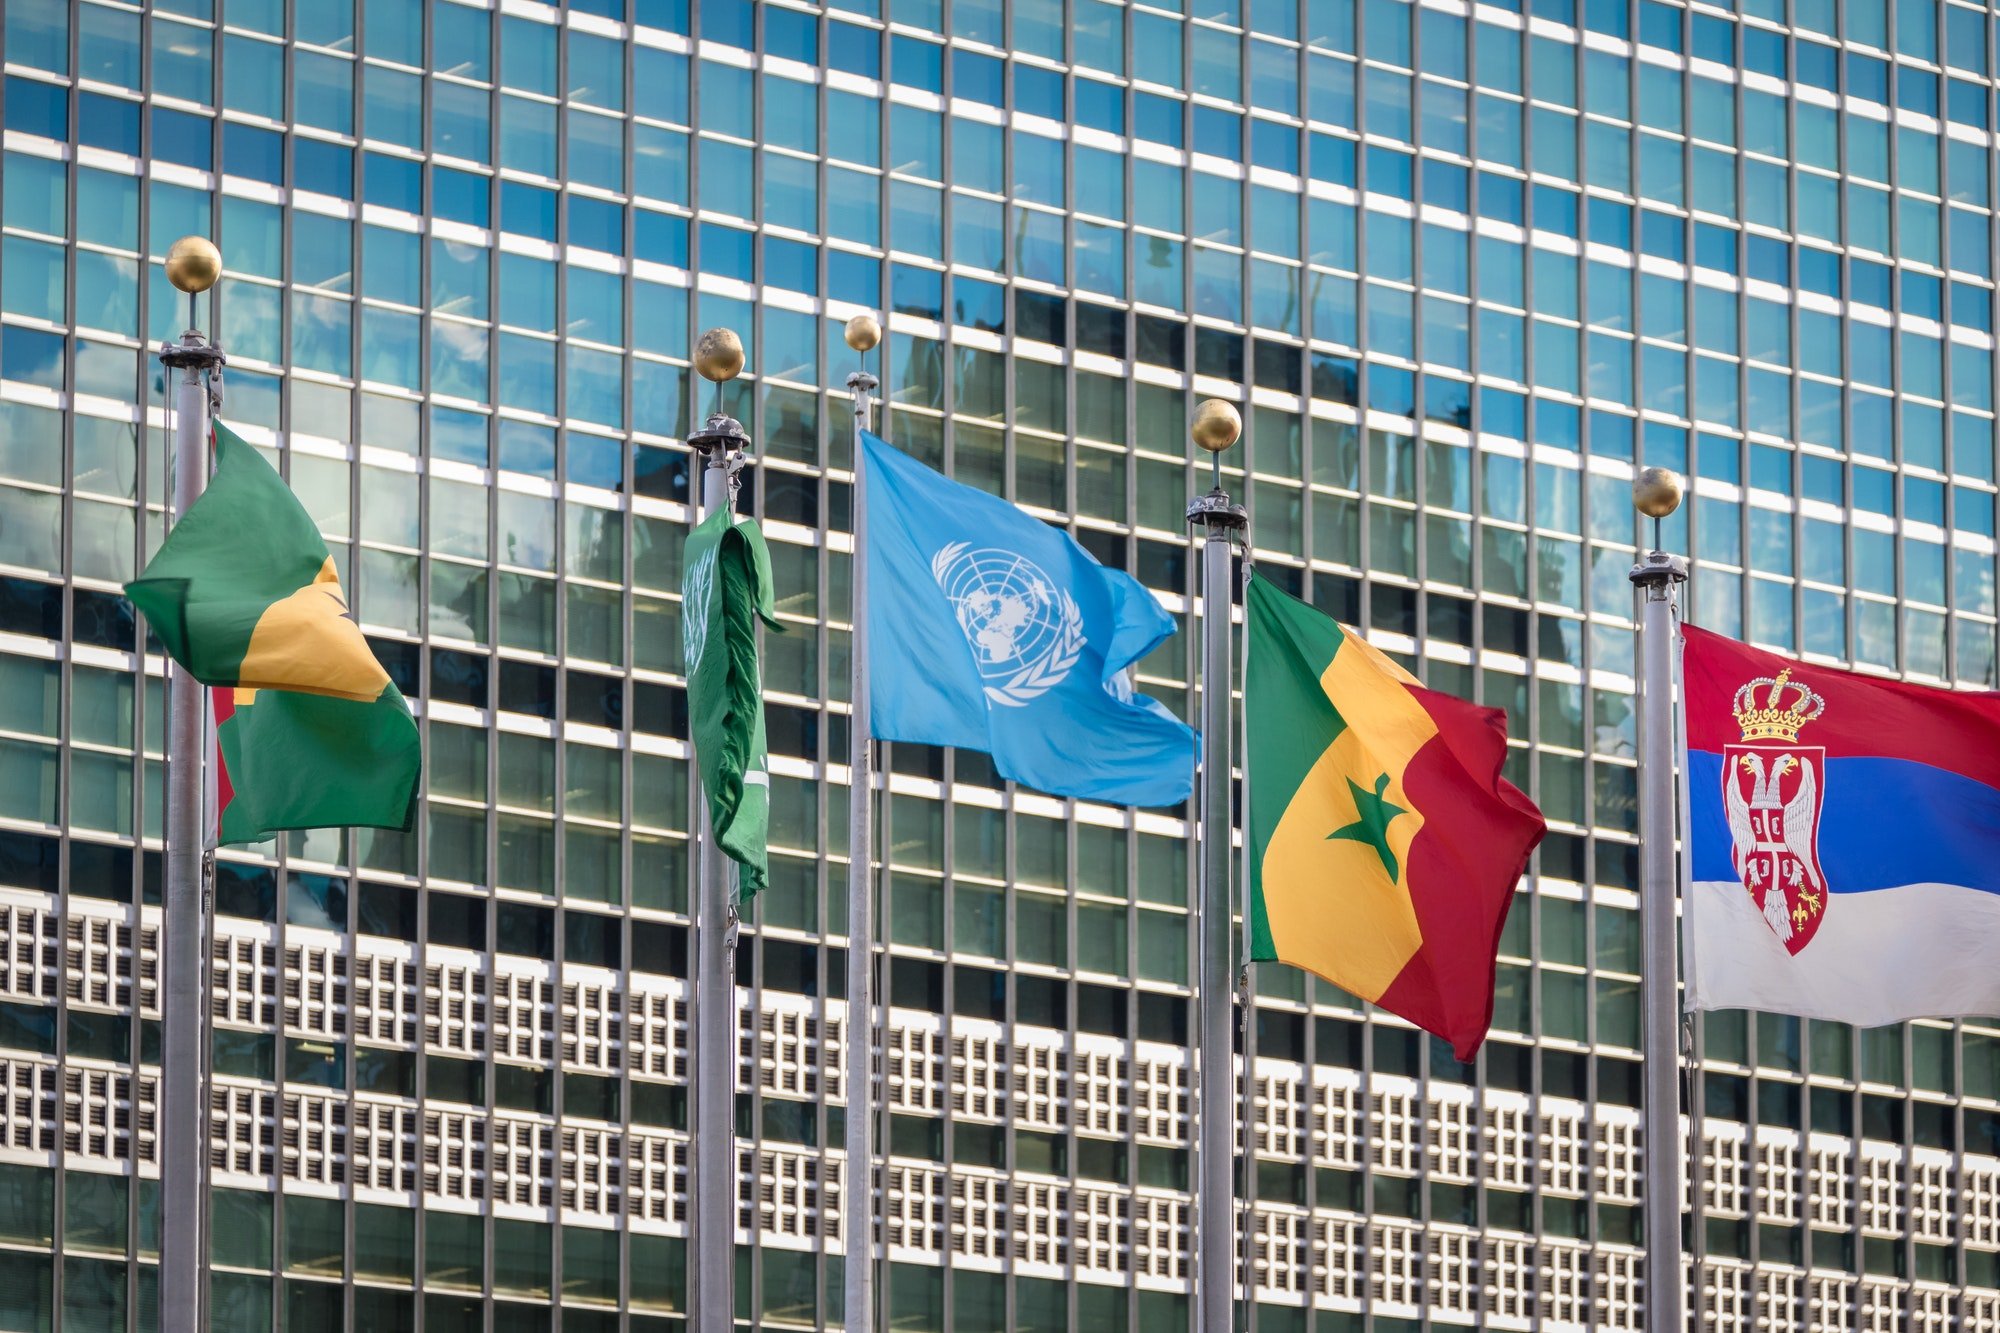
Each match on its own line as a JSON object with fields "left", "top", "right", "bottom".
{"left": 1327, "top": 772, "right": 1407, "bottom": 880}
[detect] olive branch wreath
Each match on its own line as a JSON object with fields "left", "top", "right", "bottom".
{"left": 931, "top": 542, "right": 1086, "bottom": 707}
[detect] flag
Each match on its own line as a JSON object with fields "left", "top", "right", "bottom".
{"left": 1245, "top": 575, "right": 1545, "bottom": 1060}
{"left": 126, "top": 420, "right": 419, "bottom": 842}
{"left": 1684, "top": 625, "right": 2000, "bottom": 1025}
{"left": 127, "top": 421, "right": 396, "bottom": 702}
{"left": 860, "top": 430, "right": 1194, "bottom": 807}
{"left": 213, "top": 685, "right": 420, "bottom": 845}
{"left": 683, "top": 507, "right": 780, "bottom": 897}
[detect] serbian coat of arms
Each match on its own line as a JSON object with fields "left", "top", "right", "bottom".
{"left": 1720, "top": 669, "right": 1830, "bottom": 955}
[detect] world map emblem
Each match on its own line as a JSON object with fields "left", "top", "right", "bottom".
{"left": 1721, "top": 668, "right": 1830, "bottom": 955}
{"left": 931, "top": 542, "right": 1084, "bottom": 707}
{"left": 682, "top": 545, "right": 717, "bottom": 673}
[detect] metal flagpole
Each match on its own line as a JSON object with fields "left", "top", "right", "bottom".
{"left": 688, "top": 328, "right": 751, "bottom": 1330}
{"left": 841, "top": 312, "right": 882, "bottom": 1333}
{"left": 1187, "top": 400, "right": 1247, "bottom": 1331}
{"left": 157, "top": 236, "right": 226, "bottom": 1333}
{"left": 1629, "top": 467, "right": 1690, "bottom": 1333}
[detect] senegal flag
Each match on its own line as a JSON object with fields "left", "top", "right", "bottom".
{"left": 1246, "top": 575, "right": 1545, "bottom": 1060}
{"left": 127, "top": 421, "right": 419, "bottom": 844}
{"left": 683, "top": 507, "right": 781, "bottom": 898}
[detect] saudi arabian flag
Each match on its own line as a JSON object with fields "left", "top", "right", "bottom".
{"left": 126, "top": 420, "right": 419, "bottom": 844}
{"left": 683, "top": 507, "right": 781, "bottom": 898}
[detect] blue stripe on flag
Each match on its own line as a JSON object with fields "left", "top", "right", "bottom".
{"left": 1689, "top": 751, "right": 2000, "bottom": 896}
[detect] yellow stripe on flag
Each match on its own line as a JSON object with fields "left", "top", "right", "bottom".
{"left": 239, "top": 557, "right": 391, "bottom": 702}
{"left": 1259, "top": 634, "right": 1438, "bottom": 1002}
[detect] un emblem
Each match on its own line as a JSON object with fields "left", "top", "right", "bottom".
{"left": 931, "top": 542, "right": 1084, "bottom": 707}
{"left": 682, "top": 545, "right": 717, "bottom": 673}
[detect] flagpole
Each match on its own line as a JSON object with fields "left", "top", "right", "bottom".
{"left": 688, "top": 328, "right": 751, "bottom": 1331}
{"left": 156, "top": 237, "right": 225, "bottom": 1333}
{"left": 1629, "top": 467, "right": 1689, "bottom": 1333}
{"left": 1187, "top": 400, "right": 1247, "bottom": 1331}
{"left": 840, "top": 312, "right": 882, "bottom": 1333}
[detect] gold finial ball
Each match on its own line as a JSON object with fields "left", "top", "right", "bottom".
{"left": 843, "top": 313, "right": 882, "bottom": 353}
{"left": 165, "top": 236, "right": 222, "bottom": 294}
{"left": 693, "top": 327, "right": 745, "bottom": 383}
{"left": 1190, "top": 399, "right": 1243, "bottom": 454}
{"left": 1632, "top": 466, "right": 1686, "bottom": 519}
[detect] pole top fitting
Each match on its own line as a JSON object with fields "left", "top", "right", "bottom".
{"left": 687, "top": 411, "right": 751, "bottom": 453}
{"left": 1191, "top": 399, "right": 1243, "bottom": 454}
{"left": 166, "top": 236, "right": 222, "bottom": 294}
{"left": 844, "top": 313, "right": 882, "bottom": 353}
{"left": 1632, "top": 466, "right": 1685, "bottom": 519}
{"left": 1187, "top": 487, "right": 1248, "bottom": 533}
{"left": 694, "top": 327, "right": 745, "bottom": 383}
{"left": 1628, "top": 549, "right": 1689, "bottom": 589}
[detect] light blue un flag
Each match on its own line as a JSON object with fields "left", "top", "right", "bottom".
{"left": 862, "top": 431, "right": 1195, "bottom": 807}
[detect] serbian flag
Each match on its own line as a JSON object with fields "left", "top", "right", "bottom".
{"left": 127, "top": 421, "right": 420, "bottom": 845}
{"left": 1685, "top": 625, "right": 2000, "bottom": 1025}
{"left": 1245, "top": 576, "right": 1546, "bottom": 1060}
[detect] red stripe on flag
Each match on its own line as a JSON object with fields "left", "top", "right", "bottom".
{"left": 1373, "top": 685, "right": 1545, "bottom": 1062}
{"left": 212, "top": 687, "right": 237, "bottom": 830}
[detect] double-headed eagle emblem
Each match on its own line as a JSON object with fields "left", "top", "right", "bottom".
{"left": 1721, "top": 669, "right": 1830, "bottom": 954}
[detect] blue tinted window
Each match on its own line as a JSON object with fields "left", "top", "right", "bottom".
{"left": 5, "top": 76, "right": 68, "bottom": 141}
{"left": 634, "top": 0, "right": 690, "bottom": 34}
{"left": 891, "top": 263, "right": 943, "bottom": 321}
{"left": 953, "top": 276, "right": 1005, "bottom": 332}
{"left": 1693, "top": 223, "right": 1736, "bottom": 274}
{"left": 1194, "top": 108, "right": 1241, "bottom": 161}
{"left": 1953, "top": 281, "right": 1993, "bottom": 333}
{"left": 1587, "top": 198, "right": 1630, "bottom": 249}
{"left": 500, "top": 182, "right": 556, "bottom": 239}
{"left": 1076, "top": 79, "right": 1123, "bottom": 134}
{"left": 1795, "top": 40, "right": 1838, "bottom": 91}
{"left": 1846, "top": 52, "right": 1889, "bottom": 103}
{"left": 432, "top": 167, "right": 491, "bottom": 227}
{"left": 828, "top": 21, "right": 880, "bottom": 78}
{"left": 892, "top": 36, "right": 942, "bottom": 91}
{"left": 1014, "top": 64, "right": 1064, "bottom": 120}
{"left": 1532, "top": 185, "right": 1577, "bottom": 238}
{"left": 78, "top": 93, "right": 140, "bottom": 155}
{"left": 364, "top": 152, "right": 422, "bottom": 212}
{"left": 1421, "top": 159, "right": 1468, "bottom": 212}
{"left": 763, "top": 236, "right": 817, "bottom": 295}
{"left": 1365, "top": 146, "right": 1413, "bottom": 199}
{"left": 1903, "top": 271, "right": 1943, "bottom": 322}
{"left": 1639, "top": 210, "right": 1683, "bottom": 263}
{"left": 1134, "top": 93, "right": 1183, "bottom": 148}
{"left": 224, "top": 123, "right": 282, "bottom": 184}
{"left": 634, "top": 209, "right": 689, "bottom": 268}
{"left": 1477, "top": 172, "right": 1523, "bottom": 225}
{"left": 1252, "top": 120, "right": 1299, "bottom": 174}
{"left": 828, "top": 250, "right": 881, "bottom": 309}
{"left": 702, "top": 0, "right": 754, "bottom": 49}
{"left": 1949, "top": 78, "right": 1990, "bottom": 129}
{"left": 1690, "top": 14, "right": 1733, "bottom": 63}
{"left": 1851, "top": 258, "right": 1892, "bottom": 308}
{"left": 296, "top": 140, "right": 353, "bottom": 198}
{"left": 1899, "top": 68, "right": 1939, "bottom": 119}
{"left": 569, "top": 196, "right": 623, "bottom": 255}
{"left": 153, "top": 108, "right": 213, "bottom": 171}
{"left": 1310, "top": 134, "right": 1356, "bottom": 188}
{"left": 763, "top": 5, "right": 817, "bottom": 62}
{"left": 700, "top": 223, "right": 753, "bottom": 282}
{"left": 952, "top": 50, "right": 1002, "bottom": 106}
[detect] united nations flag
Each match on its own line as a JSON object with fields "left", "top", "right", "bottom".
{"left": 860, "top": 431, "right": 1195, "bottom": 807}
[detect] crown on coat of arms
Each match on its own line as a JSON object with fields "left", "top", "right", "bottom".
{"left": 1732, "top": 669, "right": 1826, "bottom": 742}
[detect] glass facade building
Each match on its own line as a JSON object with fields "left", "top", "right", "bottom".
{"left": 4, "top": 0, "right": 2000, "bottom": 1327}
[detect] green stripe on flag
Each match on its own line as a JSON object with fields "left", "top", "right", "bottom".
{"left": 1245, "top": 576, "right": 1350, "bottom": 959}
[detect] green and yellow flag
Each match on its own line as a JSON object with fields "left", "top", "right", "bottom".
{"left": 127, "top": 421, "right": 419, "bottom": 844}
{"left": 1246, "top": 575, "right": 1545, "bottom": 1060}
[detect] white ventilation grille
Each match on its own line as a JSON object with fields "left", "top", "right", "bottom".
{"left": 1312, "top": 1213, "right": 1364, "bottom": 1307}
{"left": 625, "top": 977, "right": 689, "bottom": 1082}
{"left": 1427, "top": 1224, "right": 1479, "bottom": 1320}
{"left": 211, "top": 929, "right": 278, "bottom": 1026}
{"left": 1808, "top": 1272, "right": 1856, "bottom": 1332}
{"left": 1253, "top": 1063, "right": 1306, "bottom": 1158}
{"left": 353, "top": 945, "right": 419, "bottom": 1044}
{"left": 1369, "top": 1219, "right": 1422, "bottom": 1313}
{"left": 1910, "top": 1147, "right": 1954, "bottom": 1243}
{"left": 1131, "top": 1188, "right": 1189, "bottom": 1283}
{"left": 1426, "top": 1084, "right": 1477, "bottom": 1183}
{"left": 560, "top": 1124, "right": 621, "bottom": 1217}
{"left": 1966, "top": 1290, "right": 2000, "bottom": 1333}
{"left": 885, "top": 1162, "right": 943, "bottom": 1255}
{"left": 281, "top": 1089, "right": 346, "bottom": 1187}
{"left": 210, "top": 1081, "right": 276, "bottom": 1180}
{"left": 1132, "top": 1041, "right": 1189, "bottom": 1146}
{"left": 560, "top": 971, "right": 624, "bottom": 1074}
{"left": 1967, "top": 1155, "right": 2000, "bottom": 1248}
{"left": 1808, "top": 1134, "right": 1855, "bottom": 1229}
{"left": 1484, "top": 1091, "right": 1535, "bottom": 1190}
{"left": 1703, "top": 1118, "right": 1749, "bottom": 1215}
{"left": 1755, "top": 1125, "right": 1801, "bottom": 1222}
{"left": 741, "top": 1143, "right": 827, "bottom": 1245}
{"left": 1538, "top": 1238, "right": 1590, "bottom": 1325}
{"left": 1859, "top": 1279, "right": 1904, "bottom": 1332}
{"left": 1012, "top": 1031, "right": 1069, "bottom": 1133}
{"left": 0, "top": 1056, "right": 58, "bottom": 1156}
{"left": 1012, "top": 1178, "right": 1069, "bottom": 1271}
{"left": 425, "top": 952, "right": 488, "bottom": 1057}
{"left": 756, "top": 993, "right": 825, "bottom": 1100}
{"left": 64, "top": 909, "right": 132, "bottom": 1009}
{"left": 952, "top": 1170, "right": 1009, "bottom": 1265}
{"left": 1912, "top": 1284, "right": 1956, "bottom": 1333}
{"left": 1594, "top": 1105, "right": 1642, "bottom": 1205}
{"left": 625, "top": 1128, "right": 687, "bottom": 1228}
{"left": 352, "top": 1097, "right": 418, "bottom": 1195}
{"left": 1311, "top": 1067, "right": 1362, "bottom": 1169}
{"left": 283, "top": 940, "right": 348, "bottom": 1039}
{"left": 0, "top": 901, "right": 58, "bottom": 1002}
{"left": 1858, "top": 1142, "right": 1903, "bottom": 1235}
{"left": 1754, "top": 1264, "right": 1802, "bottom": 1331}
{"left": 492, "top": 963, "right": 555, "bottom": 1063}
{"left": 423, "top": 1106, "right": 486, "bottom": 1204}
{"left": 1250, "top": 1204, "right": 1309, "bottom": 1298}
{"left": 1073, "top": 1036, "right": 1128, "bottom": 1139}
{"left": 886, "top": 1012, "right": 944, "bottom": 1114}
{"left": 1540, "top": 1097, "right": 1590, "bottom": 1197}
{"left": 1593, "top": 1244, "right": 1643, "bottom": 1331}
{"left": 1073, "top": 1184, "right": 1128, "bottom": 1279}
{"left": 1369, "top": 1077, "right": 1422, "bottom": 1175}
{"left": 490, "top": 1113, "right": 554, "bottom": 1209}
{"left": 1483, "top": 1234, "right": 1535, "bottom": 1327}
{"left": 1701, "top": 1260, "right": 1751, "bottom": 1329}
{"left": 63, "top": 1065, "right": 152, "bottom": 1164}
